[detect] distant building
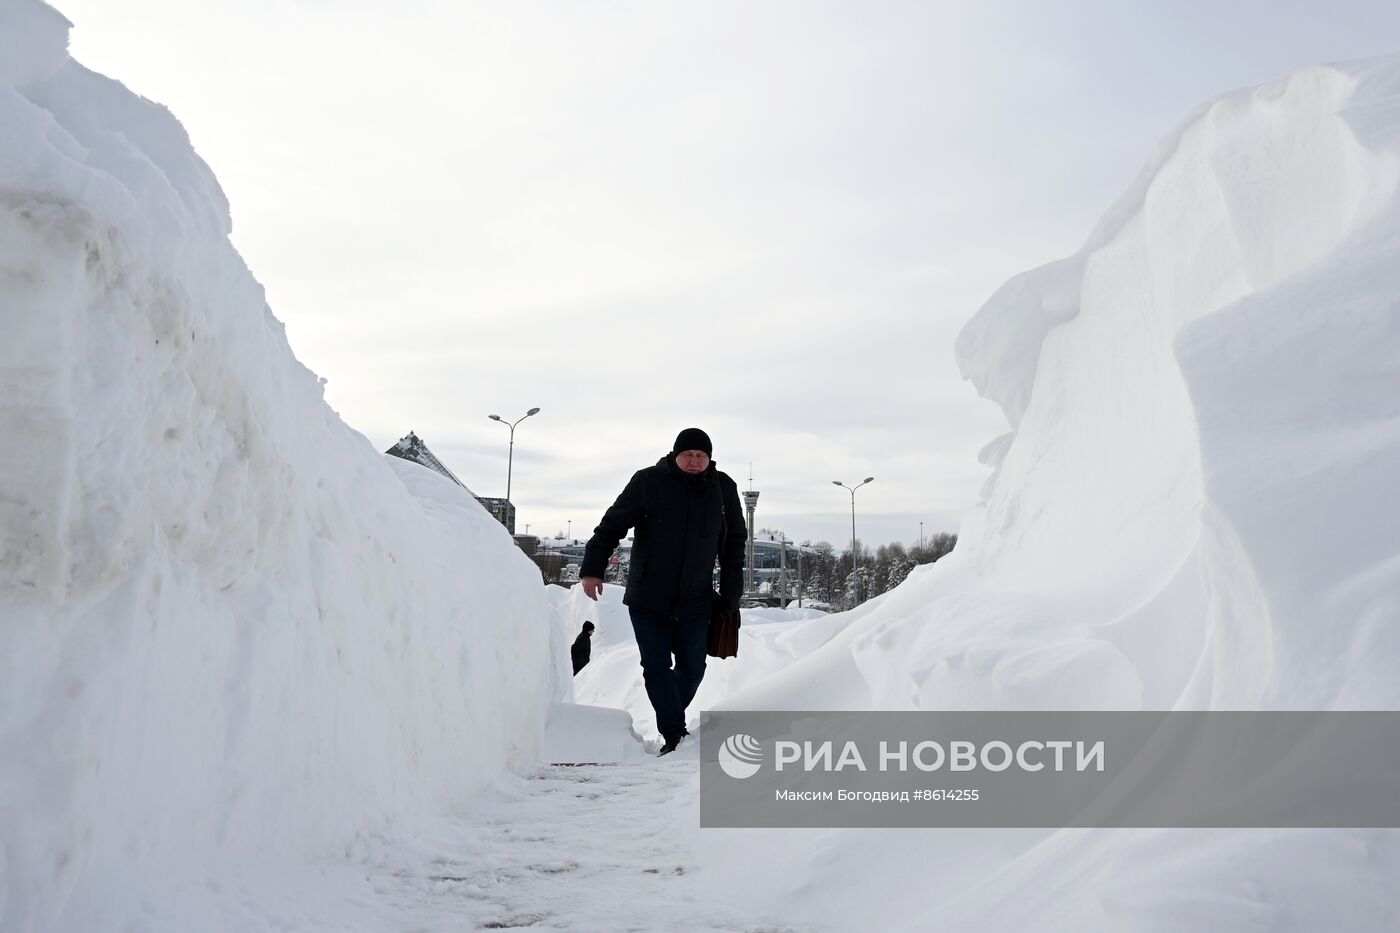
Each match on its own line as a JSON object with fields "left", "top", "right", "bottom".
{"left": 533, "top": 535, "right": 633, "bottom": 589}
{"left": 748, "top": 532, "right": 818, "bottom": 599}
{"left": 477, "top": 497, "right": 517, "bottom": 532}
{"left": 385, "top": 431, "right": 466, "bottom": 486}
{"left": 384, "top": 430, "right": 516, "bottom": 532}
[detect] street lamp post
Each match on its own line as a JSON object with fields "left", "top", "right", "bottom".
{"left": 778, "top": 532, "right": 789, "bottom": 609}
{"left": 488, "top": 407, "right": 541, "bottom": 504}
{"left": 833, "top": 477, "right": 874, "bottom": 606}
{"left": 795, "top": 544, "right": 804, "bottom": 609}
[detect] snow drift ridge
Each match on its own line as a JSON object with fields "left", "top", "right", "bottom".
{"left": 0, "top": 3, "right": 554, "bottom": 929}
{"left": 954, "top": 59, "right": 1400, "bottom": 657}
{"left": 684, "top": 53, "right": 1400, "bottom": 933}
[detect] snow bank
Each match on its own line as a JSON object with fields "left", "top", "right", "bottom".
{"left": 684, "top": 55, "right": 1400, "bottom": 931}
{"left": 542, "top": 703, "right": 650, "bottom": 764}
{"left": 704, "top": 55, "right": 1400, "bottom": 717}
{"left": 0, "top": 3, "right": 553, "bottom": 929}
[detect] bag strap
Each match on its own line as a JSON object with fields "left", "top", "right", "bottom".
{"left": 717, "top": 488, "right": 728, "bottom": 591}
{"left": 720, "top": 492, "right": 727, "bottom": 549}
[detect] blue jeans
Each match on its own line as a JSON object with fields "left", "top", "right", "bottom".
{"left": 629, "top": 605, "right": 709, "bottom": 738}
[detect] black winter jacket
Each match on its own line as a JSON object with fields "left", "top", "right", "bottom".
{"left": 570, "top": 631, "right": 591, "bottom": 676}
{"left": 580, "top": 455, "right": 746, "bottom": 617}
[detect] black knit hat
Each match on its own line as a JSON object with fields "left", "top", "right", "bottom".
{"left": 672, "top": 427, "right": 712, "bottom": 456}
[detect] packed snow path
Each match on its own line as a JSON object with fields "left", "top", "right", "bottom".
{"left": 362, "top": 757, "right": 803, "bottom": 933}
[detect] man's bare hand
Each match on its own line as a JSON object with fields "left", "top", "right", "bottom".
{"left": 581, "top": 576, "right": 604, "bottom": 601}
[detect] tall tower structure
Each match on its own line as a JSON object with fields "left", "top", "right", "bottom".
{"left": 743, "top": 462, "right": 759, "bottom": 593}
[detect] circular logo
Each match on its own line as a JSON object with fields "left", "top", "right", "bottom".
{"left": 718, "top": 733, "right": 764, "bottom": 779}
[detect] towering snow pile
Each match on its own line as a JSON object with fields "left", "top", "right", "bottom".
{"left": 704, "top": 55, "right": 1400, "bottom": 717}
{"left": 948, "top": 56, "right": 1400, "bottom": 712}
{"left": 680, "top": 55, "right": 1400, "bottom": 931}
{"left": 0, "top": 3, "right": 553, "bottom": 929}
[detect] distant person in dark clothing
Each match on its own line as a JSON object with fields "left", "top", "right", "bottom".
{"left": 571, "top": 621, "right": 595, "bottom": 676}
{"left": 579, "top": 427, "right": 746, "bottom": 756}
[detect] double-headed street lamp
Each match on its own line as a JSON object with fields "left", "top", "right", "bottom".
{"left": 833, "top": 477, "right": 874, "bottom": 605}
{"left": 488, "top": 407, "right": 540, "bottom": 504}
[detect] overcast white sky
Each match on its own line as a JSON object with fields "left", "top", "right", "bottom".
{"left": 57, "top": 0, "right": 1400, "bottom": 548}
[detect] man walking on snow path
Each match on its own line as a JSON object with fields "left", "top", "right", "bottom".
{"left": 579, "top": 428, "right": 746, "bottom": 756}
{"left": 571, "top": 621, "right": 594, "bottom": 676}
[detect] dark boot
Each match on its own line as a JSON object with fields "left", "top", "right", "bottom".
{"left": 657, "top": 733, "right": 684, "bottom": 756}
